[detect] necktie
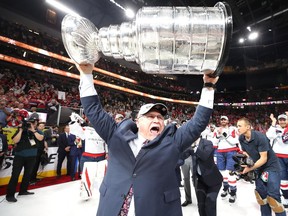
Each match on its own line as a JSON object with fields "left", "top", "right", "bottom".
{"left": 119, "top": 187, "right": 134, "bottom": 216}
{"left": 143, "top": 140, "right": 149, "bottom": 146}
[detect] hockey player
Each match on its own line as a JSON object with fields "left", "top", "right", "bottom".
{"left": 266, "top": 113, "right": 288, "bottom": 207}
{"left": 69, "top": 113, "right": 107, "bottom": 200}
{"left": 215, "top": 115, "right": 239, "bottom": 203}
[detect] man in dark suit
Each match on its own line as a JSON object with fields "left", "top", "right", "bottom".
{"left": 76, "top": 63, "right": 218, "bottom": 216}
{"left": 179, "top": 146, "right": 194, "bottom": 207}
{"left": 56, "top": 125, "right": 71, "bottom": 178}
{"left": 67, "top": 133, "right": 80, "bottom": 181}
{"left": 192, "top": 138, "right": 222, "bottom": 216}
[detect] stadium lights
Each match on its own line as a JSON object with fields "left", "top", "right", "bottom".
{"left": 45, "top": 0, "right": 79, "bottom": 16}
{"left": 248, "top": 32, "right": 258, "bottom": 40}
{"left": 238, "top": 29, "right": 259, "bottom": 43}
{"left": 125, "top": 8, "right": 135, "bottom": 18}
{"left": 239, "top": 38, "right": 245, "bottom": 43}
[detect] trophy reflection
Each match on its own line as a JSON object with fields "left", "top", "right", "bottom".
{"left": 61, "top": 2, "right": 232, "bottom": 76}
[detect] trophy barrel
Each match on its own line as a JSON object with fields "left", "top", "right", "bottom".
{"left": 135, "top": 2, "right": 233, "bottom": 75}
{"left": 61, "top": 15, "right": 101, "bottom": 65}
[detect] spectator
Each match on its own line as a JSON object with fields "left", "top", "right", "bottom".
{"left": 0, "top": 100, "right": 12, "bottom": 127}
{"left": 29, "top": 107, "right": 39, "bottom": 120}
{"left": 14, "top": 102, "right": 29, "bottom": 120}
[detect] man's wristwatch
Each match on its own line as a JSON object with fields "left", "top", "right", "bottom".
{"left": 203, "top": 82, "right": 216, "bottom": 89}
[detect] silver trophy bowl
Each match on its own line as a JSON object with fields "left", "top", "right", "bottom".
{"left": 61, "top": 2, "right": 232, "bottom": 76}
{"left": 61, "top": 15, "right": 100, "bottom": 65}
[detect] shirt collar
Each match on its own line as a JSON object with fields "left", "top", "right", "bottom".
{"left": 250, "top": 130, "right": 255, "bottom": 141}
{"left": 136, "top": 133, "right": 147, "bottom": 144}
{"left": 241, "top": 130, "right": 255, "bottom": 143}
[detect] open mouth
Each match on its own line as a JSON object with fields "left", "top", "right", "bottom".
{"left": 150, "top": 126, "right": 160, "bottom": 135}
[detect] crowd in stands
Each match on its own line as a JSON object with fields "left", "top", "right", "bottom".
{"left": 0, "top": 15, "right": 287, "bottom": 133}
{"left": 0, "top": 63, "right": 286, "bottom": 134}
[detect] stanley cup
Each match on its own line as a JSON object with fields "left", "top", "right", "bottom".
{"left": 61, "top": 2, "right": 232, "bottom": 76}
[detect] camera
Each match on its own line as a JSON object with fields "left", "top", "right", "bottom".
{"left": 233, "top": 153, "right": 254, "bottom": 173}
{"left": 11, "top": 111, "right": 17, "bottom": 117}
{"left": 21, "top": 116, "right": 39, "bottom": 130}
{"left": 21, "top": 120, "right": 32, "bottom": 130}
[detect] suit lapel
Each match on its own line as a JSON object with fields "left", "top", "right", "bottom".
{"left": 122, "top": 130, "right": 138, "bottom": 162}
{"left": 123, "top": 130, "right": 137, "bottom": 142}
{"left": 135, "top": 148, "right": 149, "bottom": 165}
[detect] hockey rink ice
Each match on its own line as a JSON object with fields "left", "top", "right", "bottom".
{"left": 1, "top": 177, "right": 281, "bottom": 216}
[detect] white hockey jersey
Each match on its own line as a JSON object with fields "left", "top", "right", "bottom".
{"left": 201, "top": 127, "right": 218, "bottom": 148}
{"left": 82, "top": 126, "right": 107, "bottom": 154}
{"left": 216, "top": 126, "right": 239, "bottom": 152}
{"left": 69, "top": 123, "right": 107, "bottom": 154}
{"left": 266, "top": 125, "right": 288, "bottom": 157}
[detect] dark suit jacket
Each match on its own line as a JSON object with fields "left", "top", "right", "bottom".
{"left": 81, "top": 95, "right": 212, "bottom": 216}
{"left": 193, "top": 138, "right": 222, "bottom": 187}
{"left": 57, "top": 133, "right": 69, "bottom": 154}
{"left": 67, "top": 134, "right": 80, "bottom": 156}
{"left": 177, "top": 146, "right": 193, "bottom": 167}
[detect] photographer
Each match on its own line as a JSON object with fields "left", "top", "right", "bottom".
{"left": 237, "top": 117, "right": 286, "bottom": 216}
{"left": 5, "top": 118, "right": 44, "bottom": 203}
{"left": 30, "top": 121, "right": 47, "bottom": 184}
{"left": 6, "top": 110, "right": 22, "bottom": 127}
